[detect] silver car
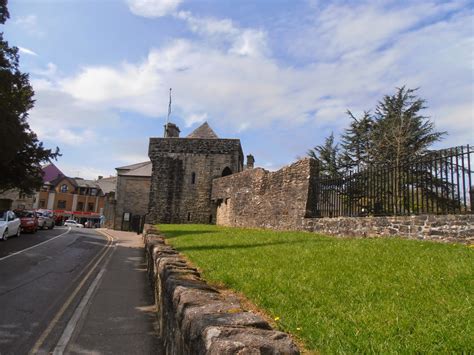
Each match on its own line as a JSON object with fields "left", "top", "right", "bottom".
{"left": 37, "top": 211, "right": 55, "bottom": 230}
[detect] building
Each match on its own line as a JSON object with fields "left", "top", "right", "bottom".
{"left": 104, "top": 161, "right": 152, "bottom": 230}
{"left": 35, "top": 174, "right": 116, "bottom": 224}
{"left": 147, "top": 122, "right": 244, "bottom": 224}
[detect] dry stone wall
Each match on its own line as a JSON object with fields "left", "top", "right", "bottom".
{"left": 302, "top": 214, "right": 474, "bottom": 243}
{"left": 143, "top": 225, "right": 300, "bottom": 355}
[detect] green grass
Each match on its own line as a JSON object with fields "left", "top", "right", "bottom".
{"left": 159, "top": 224, "right": 473, "bottom": 353}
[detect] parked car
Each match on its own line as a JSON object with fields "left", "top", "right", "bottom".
{"left": 0, "top": 210, "right": 21, "bottom": 241}
{"left": 37, "top": 210, "right": 55, "bottom": 230}
{"left": 64, "top": 220, "right": 84, "bottom": 228}
{"left": 14, "top": 210, "right": 39, "bottom": 233}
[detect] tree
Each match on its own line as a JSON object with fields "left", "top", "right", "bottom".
{"left": 340, "top": 110, "right": 374, "bottom": 168}
{"left": 307, "top": 132, "right": 341, "bottom": 176}
{"left": 0, "top": 0, "right": 60, "bottom": 194}
{"left": 371, "top": 86, "right": 446, "bottom": 167}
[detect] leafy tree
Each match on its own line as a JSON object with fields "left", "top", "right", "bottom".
{"left": 0, "top": 0, "right": 60, "bottom": 194}
{"left": 307, "top": 133, "right": 341, "bottom": 176}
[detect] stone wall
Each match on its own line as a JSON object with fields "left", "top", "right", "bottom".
{"left": 211, "top": 158, "right": 318, "bottom": 229}
{"left": 211, "top": 158, "right": 473, "bottom": 243}
{"left": 302, "top": 214, "right": 474, "bottom": 243}
{"left": 114, "top": 175, "right": 150, "bottom": 230}
{"left": 148, "top": 138, "right": 243, "bottom": 224}
{"left": 143, "top": 225, "right": 299, "bottom": 354}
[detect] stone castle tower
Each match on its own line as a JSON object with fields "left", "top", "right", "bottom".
{"left": 147, "top": 122, "right": 243, "bottom": 224}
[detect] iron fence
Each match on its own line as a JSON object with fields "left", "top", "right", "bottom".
{"left": 314, "top": 145, "right": 473, "bottom": 217}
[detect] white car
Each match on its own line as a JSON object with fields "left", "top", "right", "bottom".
{"left": 64, "top": 220, "right": 84, "bottom": 228}
{"left": 0, "top": 210, "right": 21, "bottom": 241}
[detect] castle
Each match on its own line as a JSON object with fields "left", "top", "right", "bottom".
{"left": 106, "top": 121, "right": 253, "bottom": 230}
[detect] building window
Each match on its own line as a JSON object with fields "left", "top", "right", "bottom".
{"left": 77, "top": 202, "right": 84, "bottom": 211}
{"left": 88, "top": 203, "right": 94, "bottom": 212}
{"left": 39, "top": 200, "right": 46, "bottom": 208}
{"left": 57, "top": 200, "right": 66, "bottom": 209}
{"left": 60, "top": 184, "right": 68, "bottom": 193}
{"left": 191, "top": 172, "right": 196, "bottom": 184}
{"left": 90, "top": 188, "right": 97, "bottom": 196}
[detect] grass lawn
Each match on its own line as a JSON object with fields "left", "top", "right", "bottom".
{"left": 159, "top": 224, "right": 473, "bottom": 353}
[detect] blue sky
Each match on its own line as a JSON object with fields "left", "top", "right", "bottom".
{"left": 3, "top": 0, "right": 473, "bottom": 179}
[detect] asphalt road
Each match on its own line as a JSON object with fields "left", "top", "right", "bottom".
{"left": 0, "top": 227, "right": 111, "bottom": 354}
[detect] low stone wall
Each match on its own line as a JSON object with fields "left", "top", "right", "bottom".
{"left": 302, "top": 214, "right": 474, "bottom": 243}
{"left": 143, "top": 225, "right": 300, "bottom": 354}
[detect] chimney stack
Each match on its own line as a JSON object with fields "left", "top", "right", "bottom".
{"left": 164, "top": 123, "right": 180, "bottom": 138}
{"left": 246, "top": 154, "right": 255, "bottom": 169}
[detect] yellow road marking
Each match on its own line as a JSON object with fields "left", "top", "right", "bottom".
{"left": 29, "top": 232, "right": 114, "bottom": 354}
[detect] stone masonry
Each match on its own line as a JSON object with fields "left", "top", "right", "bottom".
{"left": 147, "top": 122, "right": 244, "bottom": 224}
{"left": 143, "top": 225, "right": 300, "bottom": 354}
{"left": 212, "top": 157, "right": 474, "bottom": 243}
{"left": 211, "top": 158, "right": 318, "bottom": 229}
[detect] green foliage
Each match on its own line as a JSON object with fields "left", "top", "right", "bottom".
{"left": 0, "top": 0, "right": 60, "bottom": 194}
{"left": 307, "top": 133, "right": 341, "bottom": 176}
{"left": 308, "top": 87, "right": 445, "bottom": 168}
{"left": 160, "top": 224, "right": 474, "bottom": 353}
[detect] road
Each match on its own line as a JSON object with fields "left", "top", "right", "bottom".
{"left": 0, "top": 227, "right": 119, "bottom": 354}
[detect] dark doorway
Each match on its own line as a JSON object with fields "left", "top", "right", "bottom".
{"left": 222, "top": 167, "right": 232, "bottom": 177}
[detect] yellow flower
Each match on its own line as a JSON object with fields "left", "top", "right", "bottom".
{"left": 296, "top": 327, "right": 301, "bottom": 331}
{"left": 274, "top": 316, "right": 280, "bottom": 321}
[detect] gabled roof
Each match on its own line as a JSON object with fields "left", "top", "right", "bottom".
{"left": 121, "top": 161, "right": 152, "bottom": 177}
{"left": 42, "top": 163, "right": 64, "bottom": 183}
{"left": 96, "top": 176, "right": 117, "bottom": 194}
{"left": 116, "top": 161, "right": 150, "bottom": 171}
{"left": 186, "top": 122, "right": 219, "bottom": 139}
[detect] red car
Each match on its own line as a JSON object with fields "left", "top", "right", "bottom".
{"left": 15, "top": 210, "right": 39, "bottom": 233}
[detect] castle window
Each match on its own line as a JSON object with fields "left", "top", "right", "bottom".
{"left": 191, "top": 172, "right": 196, "bottom": 184}
{"left": 222, "top": 167, "right": 232, "bottom": 177}
{"left": 187, "top": 212, "right": 191, "bottom": 221}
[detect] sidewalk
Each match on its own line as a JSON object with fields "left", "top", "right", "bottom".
{"left": 65, "top": 229, "right": 163, "bottom": 354}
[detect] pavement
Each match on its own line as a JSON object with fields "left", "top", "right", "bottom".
{"left": 0, "top": 227, "right": 163, "bottom": 354}
{"left": 62, "top": 229, "right": 163, "bottom": 354}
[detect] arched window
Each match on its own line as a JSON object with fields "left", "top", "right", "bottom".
{"left": 222, "top": 167, "right": 232, "bottom": 177}
{"left": 191, "top": 172, "right": 196, "bottom": 184}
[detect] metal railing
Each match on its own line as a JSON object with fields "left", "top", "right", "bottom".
{"left": 314, "top": 145, "right": 473, "bottom": 217}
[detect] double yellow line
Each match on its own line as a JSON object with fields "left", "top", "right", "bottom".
{"left": 29, "top": 231, "right": 114, "bottom": 354}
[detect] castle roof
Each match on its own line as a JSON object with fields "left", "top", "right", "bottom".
{"left": 186, "top": 122, "right": 219, "bottom": 139}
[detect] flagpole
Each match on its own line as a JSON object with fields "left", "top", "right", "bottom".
{"left": 165, "top": 88, "right": 172, "bottom": 137}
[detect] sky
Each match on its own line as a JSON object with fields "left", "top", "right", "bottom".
{"left": 3, "top": 0, "right": 473, "bottom": 179}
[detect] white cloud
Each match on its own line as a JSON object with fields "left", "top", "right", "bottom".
{"left": 14, "top": 14, "right": 43, "bottom": 36}
{"left": 127, "top": 0, "right": 182, "bottom": 18}
{"left": 176, "top": 11, "right": 269, "bottom": 57}
{"left": 28, "top": 0, "right": 473, "bottom": 173}
{"left": 59, "top": 164, "right": 111, "bottom": 180}
{"left": 18, "top": 46, "right": 38, "bottom": 56}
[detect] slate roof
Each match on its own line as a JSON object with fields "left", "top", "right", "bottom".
{"left": 121, "top": 161, "right": 152, "bottom": 177}
{"left": 186, "top": 122, "right": 219, "bottom": 139}
{"left": 96, "top": 176, "right": 117, "bottom": 194}
{"left": 116, "top": 161, "right": 150, "bottom": 171}
{"left": 42, "top": 163, "right": 64, "bottom": 183}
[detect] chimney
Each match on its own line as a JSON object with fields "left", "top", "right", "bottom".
{"left": 246, "top": 154, "right": 255, "bottom": 169}
{"left": 98, "top": 176, "right": 103, "bottom": 180}
{"left": 164, "top": 123, "right": 180, "bottom": 138}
